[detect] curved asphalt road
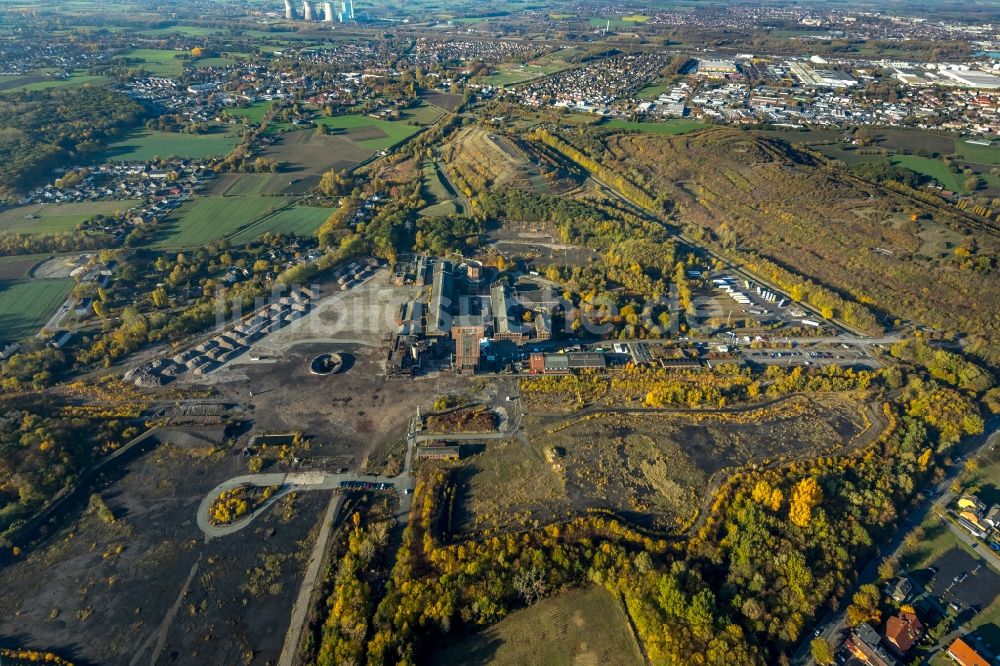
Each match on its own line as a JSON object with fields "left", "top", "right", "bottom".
{"left": 196, "top": 471, "right": 414, "bottom": 539}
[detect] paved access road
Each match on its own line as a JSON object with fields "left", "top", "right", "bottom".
{"left": 196, "top": 471, "right": 415, "bottom": 539}
{"left": 277, "top": 492, "right": 345, "bottom": 666}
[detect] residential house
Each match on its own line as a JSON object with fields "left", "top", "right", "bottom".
{"left": 884, "top": 610, "right": 923, "bottom": 654}
{"left": 844, "top": 623, "right": 900, "bottom": 666}
{"left": 946, "top": 637, "right": 990, "bottom": 666}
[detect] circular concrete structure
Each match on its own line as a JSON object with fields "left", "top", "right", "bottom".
{"left": 309, "top": 352, "right": 344, "bottom": 375}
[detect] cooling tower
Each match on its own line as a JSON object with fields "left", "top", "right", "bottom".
{"left": 302, "top": 0, "right": 315, "bottom": 20}
{"left": 284, "top": 0, "right": 296, "bottom": 19}
{"left": 324, "top": 1, "right": 334, "bottom": 21}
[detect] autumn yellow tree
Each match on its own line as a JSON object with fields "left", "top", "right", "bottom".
{"left": 789, "top": 476, "right": 822, "bottom": 527}
{"left": 751, "top": 479, "right": 783, "bottom": 512}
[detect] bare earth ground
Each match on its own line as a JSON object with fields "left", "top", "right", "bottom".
{"left": 0, "top": 275, "right": 475, "bottom": 664}
{"left": 29, "top": 253, "right": 91, "bottom": 279}
{"left": 451, "top": 394, "right": 872, "bottom": 534}
{"left": 258, "top": 130, "right": 371, "bottom": 194}
{"left": 209, "top": 342, "right": 466, "bottom": 472}
{"left": 197, "top": 271, "right": 468, "bottom": 471}
{"left": 0, "top": 438, "right": 328, "bottom": 666}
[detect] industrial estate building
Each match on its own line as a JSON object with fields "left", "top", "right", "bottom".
{"left": 388, "top": 256, "right": 563, "bottom": 374}
{"left": 788, "top": 61, "right": 858, "bottom": 88}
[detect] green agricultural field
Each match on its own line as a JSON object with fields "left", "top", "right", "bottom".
{"left": 481, "top": 46, "right": 581, "bottom": 86}
{"left": 151, "top": 196, "right": 281, "bottom": 248}
{"left": 482, "top": 62, "right": 569, "bottom": 86}
{"left": 0, "top": 254, "right": 53, "bottom": 281}
{"left": 264, "top": 122, "right": 300, "bottom": 135}
{"left": 603, "top": 118, "right": 704, "bottom": 135}
{"left": 0, "top": 201, "right": 140, "bottom": 235}
{"left": 190, "top": 56, "right": 237, "bottom": 68}
{"left": 216, "top": 173, "right": 289, "bottom": 196}
{"left": 102, "top": 130, "right": 239, "bottom": 162}
{"left": 1, "top": 71, "right": 109, "bottom": 93}
{"left": 138, "top": 25, "right": 223, "bottom": 37}
{"left": 226, "top": 100, "right": 273, "bottom": 124}
{"left": 121, "top": 48, "right": 187, "bottom": 76}
{"left": 589, "top": 17, "right": 639, "bottom": 28}
{"left": 0, "top": 279, "right": 73, "bottom": 342}
{"left": 228, "top": 205, "right": 332, "bottom": 244}
{"left": 403, "top": 103, "right": 446, "bottom": 125}
{"left": 314, "top": 114, "right": 423, "bottom": 151}
{"left": 955, "top": 139, "right": 1000, "bottom": 166}
{"left": 242, "top": 29, "right": 309, "bottom": 41}
{"left": 430, "top": 586, "right": 644, "bottom": 666}
{"left": 891, "top": 155, "right": 964, "bottom": 191}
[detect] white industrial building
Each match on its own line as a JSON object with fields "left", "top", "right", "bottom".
{"left": 939, "top": 68, "right": 1000, "bottom": 89}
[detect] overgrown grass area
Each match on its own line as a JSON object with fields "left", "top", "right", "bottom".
{"left": 601, "top": 118, "right": 704, "bottom": 135}
{"left": 507, "top": 395, "right": 868, "bottom": 532}
{"left": 0, "top": 201, "right": 139, "bottom": 235}
{"left": 101, "top": 129, "right": 239, "bottom": 161}
{"left": 419, "top": 159, "right": 459, "bottom": 218}
{"left": 636, "top": 81, "right": 670, "bottom": 100}
{"left": 891, "top": 155, "right": 964, "bottom": 191}
{"left": 429, "top": 585, "right": 644, "bottom": 666}
{"left": 0, "top": 279, "right": 72, "bottom": 341}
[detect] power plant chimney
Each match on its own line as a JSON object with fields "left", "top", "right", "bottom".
{"left": 302, "top": 0, "right": 314, "bottom": 20}
{"left": 284, "top": 0, "right": 296, "bottom": 19}
{"left": 323, "top": 1, "right": 335, "bottom": 21}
